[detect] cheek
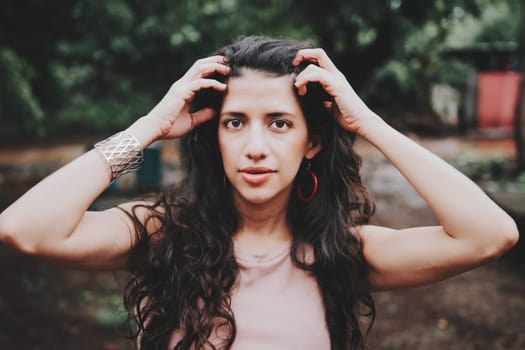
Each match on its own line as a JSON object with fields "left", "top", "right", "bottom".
{"left": 218, "top": 134, "right": 236, "bottom": 170}
{"left": 276, "top": 135, "right": 309, "bottom": 175}
{"left": 285, "top": 132, "right": 310, "bottom": 159}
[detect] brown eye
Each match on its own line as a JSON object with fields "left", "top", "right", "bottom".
{"left": 224, "top": 119, "right": 243, "bottom": 129}
{"left": 270, "top": 119, "right": 292, "bottom": 131}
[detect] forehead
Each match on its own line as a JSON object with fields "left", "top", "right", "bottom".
{"left": 221, "top": 69, "right": 300, "bottom": 112}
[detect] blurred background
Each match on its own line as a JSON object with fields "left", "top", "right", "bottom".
{"left": 0, "top": 0, "right": 524, "bottom": 349}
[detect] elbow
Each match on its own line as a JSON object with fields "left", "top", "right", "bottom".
{"left": 484, "top": 217, "right": 520, "bottom": 261}
{"left": 0, "top": 214, "right": 37, "bottom": 255}
{"left": 504, "top": 219, "right": 520, "bottom": 251}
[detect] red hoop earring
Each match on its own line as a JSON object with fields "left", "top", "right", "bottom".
{"left": 296, "top": 164, "right": 318, "bottom": 203}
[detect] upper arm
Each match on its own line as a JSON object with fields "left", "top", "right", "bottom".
{"left": 33, "top": 201, "right": 161, "bottom": 271}
{"left": 358, "top": 225, "right": 497, "bottom": 292}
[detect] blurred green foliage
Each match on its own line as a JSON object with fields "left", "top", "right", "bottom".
{"left": 0, "top": 0, "right": 520, "bottom": 141}
{"left": 454, "top": 153, "right": 507, "bottom": 182}
{"left": 0, "top": 48, "right": 45, "bottom": 138}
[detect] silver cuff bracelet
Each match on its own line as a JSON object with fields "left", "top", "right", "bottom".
{"left": 94, "top": 131, "right": 144, "bottom": 181}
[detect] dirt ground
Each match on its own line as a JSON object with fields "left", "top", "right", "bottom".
{"left": 0, "top": 135, "right": 523, "bottom": 350}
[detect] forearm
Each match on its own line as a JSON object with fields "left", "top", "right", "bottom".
{"left": 359, "top": 114, "right": 517, "bottom": 248}
{"left": 0, "top": 149, "right": 111, "bottom": 251}
{"left": 0, "top": 117, "right": 156, "bottom": 252}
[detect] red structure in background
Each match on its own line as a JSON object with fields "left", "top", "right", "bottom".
{"left": 446, "top": 44, "right": 523, "bottom": 132}
{"left": 477, "top": 71, "right": 523, "bottom": 130}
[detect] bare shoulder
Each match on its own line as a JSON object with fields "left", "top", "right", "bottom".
{"left": 109, "top": 200, "right": 166, "bottom": 236}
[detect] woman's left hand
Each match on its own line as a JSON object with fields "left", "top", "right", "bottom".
{"left": 292, "top": 48, "right": 378, "bottom": 135}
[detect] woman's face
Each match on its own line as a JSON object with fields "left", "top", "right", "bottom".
{"left": 218, "top": 69, "right": 321, "bottom": 206}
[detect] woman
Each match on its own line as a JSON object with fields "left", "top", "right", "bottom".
{"left": 0, "top": 36, "right": 519, "bottom": 350}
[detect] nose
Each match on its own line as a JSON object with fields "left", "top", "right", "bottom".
{"left": 244, "top": 125, "right": 268, "bottom": 161}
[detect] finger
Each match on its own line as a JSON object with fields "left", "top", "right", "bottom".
{"left": 189, "top": 78, "right": 227, "bottom": 92}
{"left": 294, "top": 64, "right": 333, "bottom": 91}
{"left": 292, "top": 48, "right": 337, "bottom": 72}
{"left": 195, "top": 55, "right": 227, "bottom": 65}
{"left": 200, "top": 78, "right": 227, "bottom": 90}
{"left": 191, "top": 107, "right": 216, "bottom": 127}
{"left": 297, "top": 85, "right": 307, "bottom": 96}
{"left": 185, "top": 62, "right": 230, "bottom": 81}
{"left": 183, "top": 78, "right": 228, "bottom": 102}
{"left": 194, "top": 62, "right": 230, "bottom": 78}
{"left": 185, "top": 56, "right": 229, "bottom": 78}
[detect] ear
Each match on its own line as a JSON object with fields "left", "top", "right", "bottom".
{"left": 305, "top": 134, "right": 322, "bottom": 160}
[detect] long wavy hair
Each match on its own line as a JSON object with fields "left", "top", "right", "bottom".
{"left": 122, "top": 36, "right": 376, "bottom": 350}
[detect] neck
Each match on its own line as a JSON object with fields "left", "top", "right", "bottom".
{"left": 232, "top": 191, "right": 293, "bottom": 250}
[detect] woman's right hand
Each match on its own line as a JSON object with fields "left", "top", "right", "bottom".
{"left": 130, "top": 56, "right": 229, "bottom": 146}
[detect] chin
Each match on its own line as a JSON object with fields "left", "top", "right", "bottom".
{"left": 234, "top": 188, "right": 286, "bottom": 206}
{"left": 241, "top": 193, "right": 275, "bottom": 205}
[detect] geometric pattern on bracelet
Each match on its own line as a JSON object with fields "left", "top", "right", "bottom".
{"left": 94, "top": 131, "right": 144, "bottom": 181}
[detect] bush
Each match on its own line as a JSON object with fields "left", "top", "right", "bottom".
{"left": 0, "top": 49, "right": 46, "bottom": 138}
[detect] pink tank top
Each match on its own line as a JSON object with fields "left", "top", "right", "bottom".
{"left": 167, "top": 241, "right": 331, "bottom": 349}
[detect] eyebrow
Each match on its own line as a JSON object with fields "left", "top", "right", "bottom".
{"left": 219, "top": 111, "right": 298, "bottom": 118}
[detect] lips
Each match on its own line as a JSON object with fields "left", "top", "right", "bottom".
{"left": 239, "top": 167, "right": 276, "bottom": 185}
{"left": 240, "top": 167, "right": 275, "bottom": 174}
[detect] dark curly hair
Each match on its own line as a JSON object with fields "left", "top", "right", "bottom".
{"left": 121, "top": 36, "right": 376, "bottom": 350}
